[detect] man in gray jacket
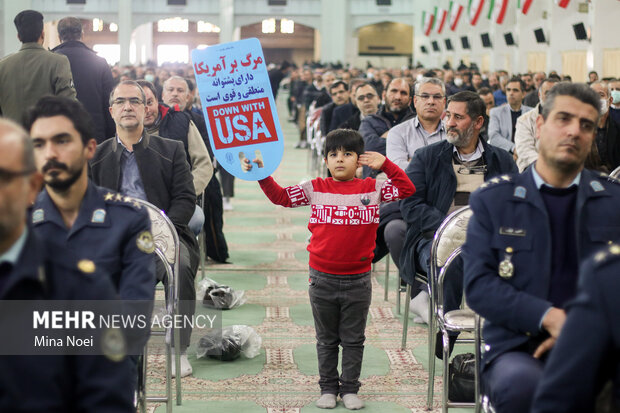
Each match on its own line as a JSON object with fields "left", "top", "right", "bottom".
{"left": 0, "top": 10, "right": 76, "bottom": 122}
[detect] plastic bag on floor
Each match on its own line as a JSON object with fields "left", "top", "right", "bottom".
{"left": 198, "top": 277, "right": 246, "bottom": 310}
{"left": 196, "top": 325, "right": 262, "bottom": 361}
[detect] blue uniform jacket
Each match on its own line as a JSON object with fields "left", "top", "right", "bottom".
{"left": 463, "top": 167, "right": 620, "bottom": 366}
{"left": 399, "top": 139, "right": 517, "bottom": 284}
{"left": 532, "top": 246, "right": 620, "bottom": 413}
{"left": 0, "top": 231, "right": 134, "bottom": 412}
{"left": 31, "top": 182, "right": 156, "bottom": 302}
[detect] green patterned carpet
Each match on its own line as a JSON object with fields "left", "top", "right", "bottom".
{"left": 148, "top": 96, "right": 472, "bottom": 413}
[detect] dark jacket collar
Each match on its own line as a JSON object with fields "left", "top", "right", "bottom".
{"left": 51, "top": 40, "right": 92, "bottom": 52}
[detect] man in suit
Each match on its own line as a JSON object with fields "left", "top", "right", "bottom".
{"left": 90, "top": 80, "right": 198, "bottom": 378}
{"left": 531, "top": 246, "right": 620, "bottom": 413}
{"left": 0, "top": 10, "right": 76, "bottom": 123}
{"left": 488, "top": 77, "right": 532, "bottom": 155}
{"left": 463, "top": 82, "right": 620, "bottom": 413}
{"left": 52, "top": 17, "right": 115, "bottom": 143}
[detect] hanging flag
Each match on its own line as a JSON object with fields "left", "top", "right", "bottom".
{"left": 555, "top": 0, "right": 570, "bottom": 8}
{"left": 449, "top": 1, "right": 465, "bottom": 31}
{"left": 469, "top": 0, "right": 485, "bottom": 25}
{"left": 518, "top": 0, "right": 534, "bottom": 14}
{"left": 423, "top": 9, "right": 436, "bottom": 36}
{"left": 436, "top": 7, "right": 449, "bottom": 33}
{"left": 489, "top": 0, "right": 509, "bottom": 24}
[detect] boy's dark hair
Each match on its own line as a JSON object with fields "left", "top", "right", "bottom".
{"left": 23, "top": 96, "right": 94, "bottom": 146}
{"left": 323, "top": 129, "right": 364, "bottom": 158}
{"left": 14, "top": 10, "right": 44, "bottom": 43}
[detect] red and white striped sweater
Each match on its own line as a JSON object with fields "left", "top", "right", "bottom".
{"left": 258, "top": 158, "right": 415, "bottom": 274}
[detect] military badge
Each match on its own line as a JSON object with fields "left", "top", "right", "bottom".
{"left": 77, "top": 259, "right": 96, "bottom": 274}
{"left": 590, "top": 181, "right": 604, "bottom": 192}
{"left": 32, "top": 208, "right": 44, "bottom": 223}
{"left": 91, "top": 209, "right": 106, "bottom": 223}
{"left": 102, "top": 328, "right": 126, "bottom": 362}
{"left": 498, "top": 247, "right": 514, "bottom": 279}
{"left": 136, "top": 231, "right": 155, "bottom": 254}
{"left": 513, "top": 186, "right": 527, "bottom": 199}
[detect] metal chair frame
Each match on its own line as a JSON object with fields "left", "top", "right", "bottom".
{"left": 475, "top": 314, "right": 496, "bottom": 413}
{"left": 422, "top": 206, "right": 478, "bottom": 411}
{"left": 198, "top": 194, "right": 207, "bottom": 280}
{"left": 133, "top": 198, "right": 182, "bottom": 412}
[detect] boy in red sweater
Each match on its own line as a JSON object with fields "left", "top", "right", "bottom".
{"left": 245, "top": 129, "right": 415, "bottom": 409}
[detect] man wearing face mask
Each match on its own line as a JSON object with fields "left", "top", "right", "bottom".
{"left": 610, "top": 79, "right": 620, "bottom": 125}
{"left": 587, "top": 81, "right": 620, "bottom": 172}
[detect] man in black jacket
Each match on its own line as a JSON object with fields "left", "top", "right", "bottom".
{"left": 90, "top": 80, "right": 198, "bottom": 378}
{"left": 53, "top": 17, "right": 115, "bottom": 143}
{"left": 401, "top": 92, "right": 516, "bottom": 351}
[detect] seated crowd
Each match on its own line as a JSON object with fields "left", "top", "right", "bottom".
{"left": 1, "top": 8, "right": 620, "bottom": 413}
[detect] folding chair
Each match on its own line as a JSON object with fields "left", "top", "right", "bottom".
{"left": 133, "top": 198, "right": 182, "bottom": 413}
{"left": 198, "top": 194, "right": 207, "bottom": 280}
{"left": 424, "top": 206, "right": 478, "bottom": 412}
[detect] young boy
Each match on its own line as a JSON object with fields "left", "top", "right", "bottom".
{"left": 245, "top": 129, "right": 415, "bottom": 410}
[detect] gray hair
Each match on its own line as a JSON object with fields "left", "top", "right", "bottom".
{"left": 163, "top": 75, "right": 189, "bottom": 91}
{"left": 590, "top": 80, "right": 611, "bottom": 98}
{"left": 414, "top": 77, "right": 446, "bottom": 96}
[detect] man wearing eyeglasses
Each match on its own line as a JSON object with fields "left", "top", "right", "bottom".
{"left": 90, "top": 80, "right": 199, "bottom": 378}
{"left": 382, "top": 77, "right": 448, "bottom": 323}
{"left": 337, "top": 82, "right": 380, "bottom": 131}
{"left": 400, "top": 92, "right": 516, "bottom": 349}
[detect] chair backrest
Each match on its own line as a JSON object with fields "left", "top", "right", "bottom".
{"left": 433, "top": 206, "right": 473, "bottom": 268}
{"left": 131, "top": 198, "right": 179, "bottom": 266}
{"left": 610, "top": 166, "right": 620, "bottom": 179}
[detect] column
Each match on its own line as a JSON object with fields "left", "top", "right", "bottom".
{"left": 131, "top": 22, "right": 153, "bottom": 65}
{"left": 319, "top": 0, "right": 348, "bottom": 64}
{"left": 118, "top": 0, "right": 132, "bottom": 65}
{"left": 219, "top": 0, "right": 235, "bottom": 44}
{"left": 2, "top": 0, "right": 33, "bottom": 57}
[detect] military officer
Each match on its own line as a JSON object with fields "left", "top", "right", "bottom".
{"left": 24, "top": 96, "right": 156, "bottom": 304}
{"left": 463, "top": 82, "right": 620, "bottom": 413}
{"left": 0, "top": 118, "right": 134, "bottom": 412}
{"left": 532, "top": 245, "right": 620, "bottom": 413}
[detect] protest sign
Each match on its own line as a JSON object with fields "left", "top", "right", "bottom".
{"left": 192, "top": 38, "right": 284, "bottom": 181}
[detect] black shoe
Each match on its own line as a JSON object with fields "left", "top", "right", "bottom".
{"left": 435, "top": 331, "right": 457, "bottom": 359}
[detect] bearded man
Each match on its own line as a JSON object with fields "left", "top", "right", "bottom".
{"left": 400, "top": 91, "right": 517, "bottom": 357}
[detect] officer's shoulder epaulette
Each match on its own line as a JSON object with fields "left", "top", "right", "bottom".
{"left": 102, "top": 191, "right": 143, "bottom": 211}
{"left": 592, "top": 243, "right": 620, "bottom": 268}
{"left": 477, "top": 174, "right": 514, "bottom": 191}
